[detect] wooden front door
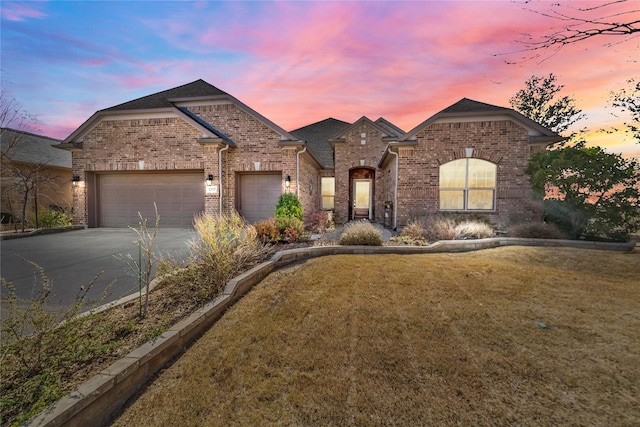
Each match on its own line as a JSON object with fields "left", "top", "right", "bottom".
{"left": 352, "top": 179, "right": 372, "bottom": 220}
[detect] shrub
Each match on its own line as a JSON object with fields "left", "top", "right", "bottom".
{"left": 310, "top": 211, "right": 333, "bottom": 233}
{"left": 274, "top": 193, "right": 302, "bottom": 220}
{"left": 401, "top": 220, "right": 428, "bottom": 241}
{"left": 1, "top": 267, "right": 113, "bottom": 426}
{"left": 410, "top": 215, "right": 495, "bottom": 241}
{"left": 1, "top": 212, "right": 13, "bottom": 224}
{"left": 28, "top": 208, "right": 72, "bottom": 228}
{"left": 190, "top": 213, "right": 272, "bottom": 299}
{"left": 338, "top": 220, "right": 383, "bottom": 246}
{"left": 390, "top": 235, "right": 426, "bottom": 246}
{"left": 454, "top": 221, "right": 495, "bottom": 240}
{"left": 276, "top": 217, "right": 305, "bottom": 242}
{"left": 420, "top": 216, "right": 458, "bottom": 241}
{"left": 507, "top": 222, "right": 567, "bottom": 239}
{"left": 254, "top": 218, "right": 280, "bottom": 243}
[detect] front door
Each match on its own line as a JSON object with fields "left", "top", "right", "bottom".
{"left": 353, "top": 179, "right": 372, "bottom": 220}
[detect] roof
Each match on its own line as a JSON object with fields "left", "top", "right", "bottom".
{"left": 374, "top": 118, "right": 405, "bottom": 137}
{"left": 103, "top": 79, "right": 229, "bottom": 112}
{"left": 401, "top": 98, "right": 564, "bottom": 143}
{"left": 290, "top": 118, "right": 351, "bottom": 168}
{"left": 1, "top": 128, "right": 71, "bottom": 168}
{"left": 64, "top": 79, "right": 299, "bottom": 145}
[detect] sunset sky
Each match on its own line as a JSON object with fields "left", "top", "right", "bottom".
{"left": 1, "top": 0, "right": 638, "bottom": 158}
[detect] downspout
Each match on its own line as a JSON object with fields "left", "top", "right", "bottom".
{"left": 218, "top": 144, "right": 230, "bottom": 215}
{"left": 296, "top": 145, "right": 307, "bottom": 198}
{"left": 388, "top": 146, "right": 399, "bottom": 231}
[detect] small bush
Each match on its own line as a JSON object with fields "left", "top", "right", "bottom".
{"left": 390, "top": 235, "right": 427, "bottom": 246}
{"left": 421, "top": 216, "right": 458, "bottom": 241}
{"left": 29, "top": 209, "right": 72, "bottom": 228}
{"left": 276, "top": 217, "right": 305, "bottom": 242}
{"left": 274, "top": 193, "right": 302, "bottom": 220}
{"left": 410, "top": 215, "right": 495, "bottom": 241}
{"left": 254, "top": 218, "right": 280, "bottom": 243}
{"left": 401, "top": 220, "right": 427, "bottom": 241}
{"left": 454, "top": 221, "right": 495, "bottom": 240}
{"left": 310, "top": 211, "right": 333, "bottom": 233}
{"left": 507, "top": 222, "right": 567, "bottom": 239}
{"left": 338, "top": 220, "right": 383, "bottom": 246}
{"left": 190, "top": 213, "right": 272, "bottom": 299}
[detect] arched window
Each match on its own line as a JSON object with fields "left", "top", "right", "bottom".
{"left": 439, "top": 158, "right": 496, "bottom": 210}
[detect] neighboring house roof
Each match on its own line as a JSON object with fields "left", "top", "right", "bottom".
{"left": 290, "top": 118, "right": 351, "bottom": 169}
{"left": 63, "top": 79, "right": 300, "bottom": 145}
{"left": 1, "top": 128, "right": 71, "bottom": 169}
{"left": 401, "top": 98, "right": 564, "bottom": 144}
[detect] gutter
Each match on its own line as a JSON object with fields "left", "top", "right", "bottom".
{"left": 386, "top": 144, "right": 399, "bottom": 231}
{"left": 219, "top": 144, "right": 230, "bottom": 214}
{"left": 296, "top": 146, "right": 307, "bottom": 198}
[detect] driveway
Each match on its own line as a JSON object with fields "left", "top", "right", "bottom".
{"left": 0, "top": 228, "right": 196, "bottom": 311}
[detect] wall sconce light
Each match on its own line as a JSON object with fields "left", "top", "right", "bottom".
{"left": 206, "top": 174, "right": 214, "bottom": 186}
{"left": 72, "top": 175, "right": 80, "bottom": 186}
{"left": 285, "top": 175, "right": 291, "bottom": 188}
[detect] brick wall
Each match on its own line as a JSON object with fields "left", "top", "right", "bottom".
{"left": 73, "top": 106, "right": 319, "bottom": 226}
{"left": 333, "top": 121, "right": 390, "bottom": 224}
{"left": 395, "top": 120, "right": 542, "bottom": 228}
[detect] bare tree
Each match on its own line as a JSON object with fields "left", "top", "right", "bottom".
{"left": 1, "top": 92, "right": 67, "bottom": 232}
{"left": 511, "top": 0, "right": 639, "bottom": 62}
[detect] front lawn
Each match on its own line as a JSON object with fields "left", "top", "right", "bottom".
{"left": 113, "top": 246, "right": 640, "bottom": 426}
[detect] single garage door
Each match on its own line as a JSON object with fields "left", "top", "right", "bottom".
{"left": 99, "top": 173, "right": 204, "bottom": 228}
{"left": 238, "top": 173, "right": 282, "bottom": 224}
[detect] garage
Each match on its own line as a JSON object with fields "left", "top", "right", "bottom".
{"left": 238, "top": 173, "right": 282, "bottom": 224}
{"left": 98, "top": 172, "right": 204, "bottom": 228}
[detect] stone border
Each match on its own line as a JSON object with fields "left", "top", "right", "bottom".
{"left": 25, "top": 238, "right": 636, "bottom": 427}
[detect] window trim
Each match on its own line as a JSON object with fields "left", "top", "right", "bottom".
{"left": 439, "top": 158, "right": 497, "bottom": 211}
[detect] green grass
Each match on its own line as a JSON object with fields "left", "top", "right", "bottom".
{"left": 113, "top": 246, "right": 640, "bottom": 426}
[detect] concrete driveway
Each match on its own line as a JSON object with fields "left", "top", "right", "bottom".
{"left": 1, "top": 228, "right": 196, "bottom": 311}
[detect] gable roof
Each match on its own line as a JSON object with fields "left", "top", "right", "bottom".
{"left": 401, "top": 98, "right": 564, "bottom": 144}
{"left": 103, "top": 79, "right": 228, "bottom": 112}
{"left": 374, "top": 118, "right": 405, "bottom": 138}
{"left": 290, "top": 118, "right": 351, "bottom": 169}
{"left": 1, "top": 128, "right": 70, "bottom": 168}
{"left": 63, "top": 79, "right": 299, "bottom": 145}
{"left": 334, "top": 116, "right": 404, "bottom": 141}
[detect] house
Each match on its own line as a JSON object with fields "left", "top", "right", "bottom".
{"left": 59, "top": 79, "right": 562, "bottom": 229}
{"left": 1, "top": 128, "right": 72, "bottom": 224}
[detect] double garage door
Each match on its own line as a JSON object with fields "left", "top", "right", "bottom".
{"left": 98, "top": 172, "right": 282, "bottom": 228}
{"left": 99, "top": 173, "right": 204, "bottom": 228}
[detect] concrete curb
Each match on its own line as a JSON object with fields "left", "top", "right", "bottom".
{"left": 0, "top": 225, "right": 85, "bottom": 240}
{"left": 24, "top": 237, "right": 636, "bottom": 427}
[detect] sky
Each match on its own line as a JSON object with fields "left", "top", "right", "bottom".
{"left": 1, "top": 0, "right": 639, "bottom": 158}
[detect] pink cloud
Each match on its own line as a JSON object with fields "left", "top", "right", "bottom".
{"left": 1, "top": 2, "right": 46, "bottom": 21}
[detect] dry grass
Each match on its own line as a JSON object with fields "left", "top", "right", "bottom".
{"left": 113, "top": 247, "right": 640, "bottom": 426}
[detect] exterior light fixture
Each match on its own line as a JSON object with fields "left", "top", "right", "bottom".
{"left": 206, "top": 174, "right": 214, "bottom": 186}
{"left": 72, "top": 176, "right": 80, "bottom": 186}
{"left": 285, "top": 175, "right": 291, "bottom": 188}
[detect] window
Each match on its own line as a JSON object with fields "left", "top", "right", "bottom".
{"left": 439, "top": 158, "right": 496, "bottom": 210}
{"left": 321, "top": 177, "right": 335, "bottom": 209}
